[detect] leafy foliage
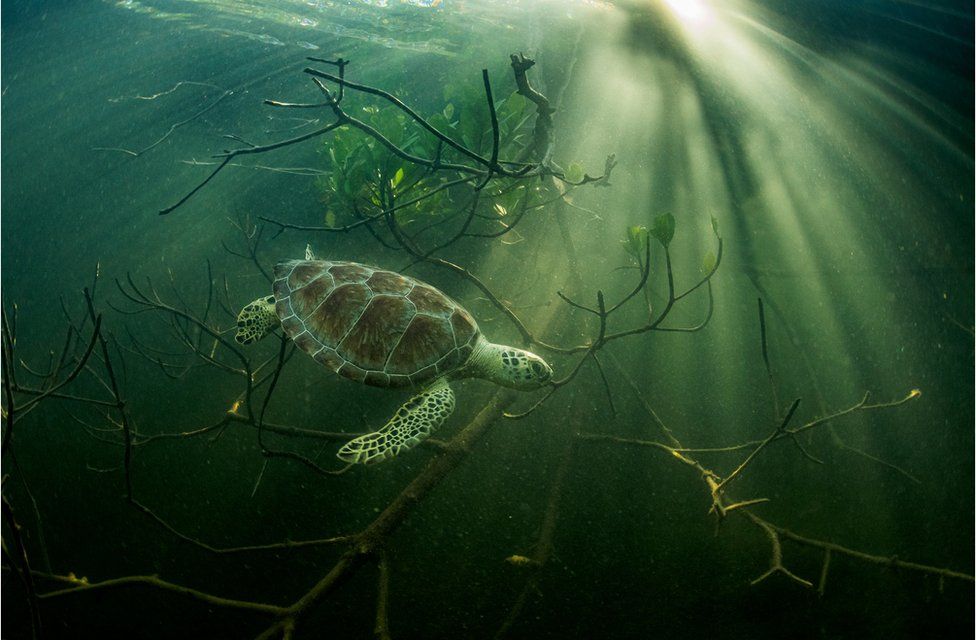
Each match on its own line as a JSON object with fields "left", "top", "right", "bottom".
{"left": 650, "top": 213, "right": 675, "bottom": 248}
{"left": 622, "top": 225, "right": 649, "bottom": 259}
{"left": 701, "top": 250, "right": 717, "bottom": 273}
{"left": 564, "top": 162, "right": 584, "bottom": 184}
{"left": 315, "top": 87, "right": 545, "bottom": 230}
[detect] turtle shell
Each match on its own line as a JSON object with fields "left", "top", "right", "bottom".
{"left": 272, "top": 260, "right": 480, "bottom": 389}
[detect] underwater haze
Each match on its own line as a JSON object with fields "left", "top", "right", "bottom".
{"left": 1, "top": 0, "right": 973, "bottom": 638}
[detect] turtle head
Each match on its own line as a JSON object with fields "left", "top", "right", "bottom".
{"left": 235, "top": 296, "right": 279, "bottom": 345}
{"left": 469, "top": 341, "right": 552, "bottom": 390}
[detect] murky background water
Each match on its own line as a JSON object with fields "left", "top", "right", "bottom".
{"left": 2, "top": 1, "right": 972, "bottom": 638}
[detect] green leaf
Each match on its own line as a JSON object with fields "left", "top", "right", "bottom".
{"left": 494, "top": 92, "right": 527, "bottom": 129}
{"left": 443, "top": 103, "right": 455, "bottom": 121}
{"left": 325, "top": 211, "right": 337, "bottom": 228}
{"left": 443, "top": 83, "right": 458, "bottom": 103}
{"left": 459, "top": 108, "right": 484, "bottom": 151}
{"left": 564, "top": 162, "right": 584, "bottom": 183}
{"left": 621, "top": 225, "right": 648, "bottom": 258}
{"left": 651, "top": 213, "right": 675, "bottom": 247}
{"left": 427, "top": 113, "right": 452, "bottom": 132}
{"left": 494, "top": 203, "right": 508, "bottom": 217}
{"left": 701, "top": 250, "right": 717, "bottom": 274}
{"left": 391, "top": 167, "right": 405, "bottom": 188}
{"left": 369, "top": 107, "right": 405, "bottom": 147}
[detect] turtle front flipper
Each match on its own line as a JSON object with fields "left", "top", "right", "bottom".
{"left": 338, "top": 377, "right": 455, "bottom": 465}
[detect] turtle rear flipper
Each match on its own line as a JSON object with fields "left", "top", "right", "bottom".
{"left": 337, "top": 378, "right": 455, "bottom": 465}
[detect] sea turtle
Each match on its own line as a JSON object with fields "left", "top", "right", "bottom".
{"left": 235, "top": 257, "right": 552, "bottom": 465}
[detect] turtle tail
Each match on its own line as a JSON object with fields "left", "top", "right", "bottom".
{"left": 235, "top": 296, "right": 278, "bottom": 345}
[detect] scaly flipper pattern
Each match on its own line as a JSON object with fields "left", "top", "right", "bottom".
{"left": 337, "top": 377, "right": 455, "bottom": 465}
{"left": 235, "top": 296, "right": 277, "bottom": 345}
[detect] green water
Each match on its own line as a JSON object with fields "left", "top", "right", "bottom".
{"left": 1, "top": 1, "right": 972, "bottom": 638}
